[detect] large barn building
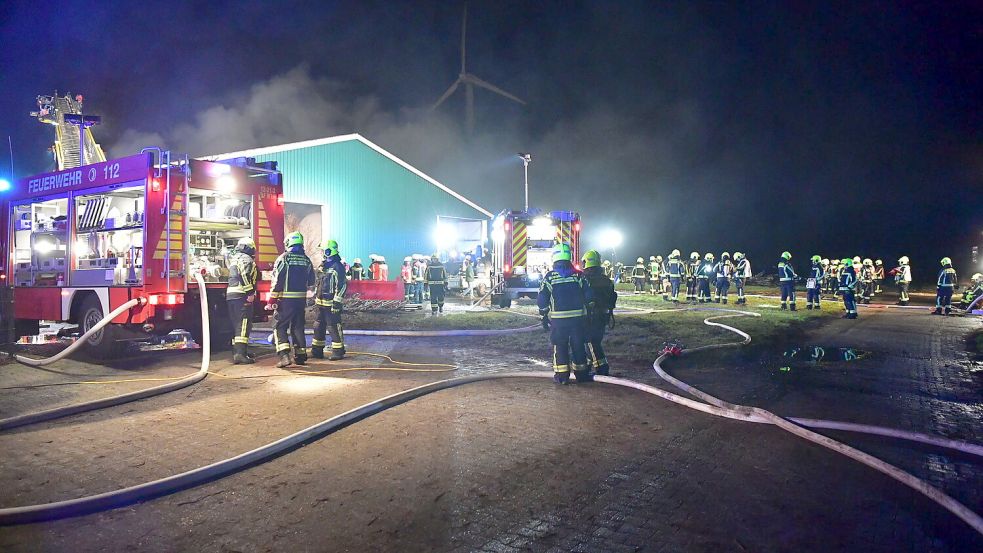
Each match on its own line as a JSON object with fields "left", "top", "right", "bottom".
{"left": 206, "top": 134, "right": 491, "bottom": 271}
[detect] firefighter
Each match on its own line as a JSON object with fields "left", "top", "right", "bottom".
{"left": 778, "top": 251, "right": 798, "bottom": 310}
{"left": 806, "top": 255, "right": 824, "bottom": 310}
{"left": 602, "top": 259, "right": 613, "bottom": 280}
{"left": 372, "top": 255, "right": 389, "bottom": 281}
{"left": 820, "top": 258, "right": 831, "bottom": 294}
{"left": 666, "top": 249, "right": 684, "bottom": 304}
{"left": 582, "top": 249, "right": 616, "bottom": 376}
{"left": 312, "top": 239, "right": 347, "bottom": 360}
{"left": 462, "top": 256, "right": 476, "bottom": 299}
{"left": 632, "top": 257, "right": 647, "bottom": 293}
{"left": 426, "top": 254, "right": 448, "bottom": 314}
{"left": 349, "top": 258, "right": 364, "bottom": 280}
{"left": 839, "top": 257, "right": 858, "bottom": 319}
{"left": 734, "top": 252, "right": 751, "bottom": 305}
{"left": 412, "top": 254, "right": 426, "bottom": 303}
{"left": 648, "top": 255, "right": 660, "bottom": 295}
{"left": 698, "top": 253, "right": 714, "bottom": 303}
{"left": 714, "top": 252, "right": 733, "bottom": 303}
{"left": 538, "top": 243, "right": 593, "bottom": 384}
{"left": 894, "top": 256, "right": 912, "bottom": 305}
{"left": 270, "top": 231, "right": 316, "bottom": 368}
{"left": 661, "top": 256, "right": 672, "bottom": 301}
{"left": 934, "top": 257, "right": 957, "bottom": 315}
{"left": 873, "top": 259, "right": 885, "bottom": 294}
{"left": 825, "top": 259, "right": 839, "bottom": 295}
{"left": 686, "top": 251, "right": 700, "bottom": 303}
{"left": 959, "top": 273, "right": 983, "bottom": 309}
{"left": 401, "top": 256, "right": 413, "bottom": 301}
{"left": 859, "top": 258, "right": 875, "bottom": 304}
{"left": 226, "top": 237, "right": 257, "bottom": 364}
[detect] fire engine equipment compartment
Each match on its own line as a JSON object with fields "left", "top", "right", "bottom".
{"left": 187, "top": 188, "right": 254, "bottom": 283}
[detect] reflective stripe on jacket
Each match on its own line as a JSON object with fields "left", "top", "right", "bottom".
{"left": 271, "top": 250, "right": 315, "bottom": 299}
{"left": 227, "top": 251, "right": 257, "bottom": 299}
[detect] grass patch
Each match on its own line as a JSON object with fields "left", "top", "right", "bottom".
{"left": 312, "top": 308, "right": 537, "bottom": 331}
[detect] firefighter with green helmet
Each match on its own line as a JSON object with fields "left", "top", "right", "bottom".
{"left": 934, "top": 257, "right": 957, "bottom": 315}
{"left": 226, "top": 237, "right": 257, "bottom": 364}
{"left": 582, "top": 249, "right": 617, "bottom": 376}
{"left": 839, "top": 257, "right": 858, "bottom": 319}
{"left": 778, "top": 251, "right": 798, "bottom": 310}
{"left": 270, "top": 231, "right": 316, "bottom": 368}
{"left": 538, "top": 243, "right": 594, "bottom": 384}
{"left": 312, "top": 239, "right": 347, "bottom": 360}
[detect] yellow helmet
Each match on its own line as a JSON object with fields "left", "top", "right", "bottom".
{"left": 285, "top": 231, "right": 304, "bottom": 248}
{"left": 553, "top": 243, "right": 573, "bottom": 263}
{"left": 320, "top": 239, "right": 339, "bottom": 257}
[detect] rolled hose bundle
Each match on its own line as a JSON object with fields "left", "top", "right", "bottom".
{"left": 0, "top": 273, "right": 211, "bottom": 431}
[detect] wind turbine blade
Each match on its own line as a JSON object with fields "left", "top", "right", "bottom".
{"left": 460, "top": 2, "right": 468, "bottom": 73}
{"left": 464, "top": 74, "right": 526, "bottom": 105}
{"left": 432, "top": 79, "right": 462, "bottom": 111}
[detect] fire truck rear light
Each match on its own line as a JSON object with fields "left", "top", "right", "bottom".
{"left": 148, "top": 294, "right": 183, "bottom": 306}
{"left": 574, "top": 223, "right": 581, "bottom": 231}
{"left": 148, "top": 295, "right": 159, "bottom": 305}
{"left": 574, "top": 263, "right": 581, "bottom": 270}
{"left": 504, "top": 264, "right": 510, "bottom": 274}
{"left": 276, "top": 194, "right": 284, "bottom": 206}
{"left": 151, "top": 178, "right": 161, "bottom": 192}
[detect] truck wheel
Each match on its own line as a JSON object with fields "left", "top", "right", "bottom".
{"left": 79, "top": 296, "right": 126, "bottom": 359}
{"left": 498, "top": 296, "right": 512, "bottom": 309}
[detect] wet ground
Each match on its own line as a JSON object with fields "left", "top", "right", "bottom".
{"left": 0, "top": 306, "right": 980, "bottom": 552}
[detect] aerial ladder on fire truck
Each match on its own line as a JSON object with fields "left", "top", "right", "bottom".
{"left": 30, "top": 93, "right": 107, "bottom": 170}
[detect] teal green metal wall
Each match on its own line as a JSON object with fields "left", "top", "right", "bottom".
{"left": 253, "top": 140, "right": 487, "bottom": 271}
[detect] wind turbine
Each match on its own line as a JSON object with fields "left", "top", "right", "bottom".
{"left": 432, "top": 2, "right": 525, "bottom": 135}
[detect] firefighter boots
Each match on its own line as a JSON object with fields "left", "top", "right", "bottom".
{"left": 232, "top": 344, "right": 255, "bottom": 365}
{"left": 311, "top": 347, "right": 325, "bottom": 359}
{"left": 276, "top": 353, "right": 292, "bottom": 368}
{"left": 329, "top": 347, "right": 346, "bottom": 361}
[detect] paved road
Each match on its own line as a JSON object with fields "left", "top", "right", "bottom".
{"left": 0, "top": 309, "right": 980, "bottom": 552}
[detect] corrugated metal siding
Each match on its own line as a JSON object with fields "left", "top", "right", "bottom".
{"left": 253, "top": 140, "right": 486, "bottom": 270}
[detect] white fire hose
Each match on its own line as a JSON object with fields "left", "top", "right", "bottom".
{"left": 0, "top": 273, "right": 211, "bottom": 431}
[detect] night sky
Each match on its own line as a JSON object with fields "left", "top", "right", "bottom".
{"left": 1, "top": 1, "right": 980, "bottom": 281}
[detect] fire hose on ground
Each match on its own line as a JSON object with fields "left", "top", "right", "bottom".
{"left": 0, "top": 306, "right": 980, "bottom": 536}
{"left": 0, "top": 273, "right": 211, "bottom": 431}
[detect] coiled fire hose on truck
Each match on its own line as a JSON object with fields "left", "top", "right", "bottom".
{"left": 1, "top": 305, "right": 981, "bottom": 535}
{"left": 0, "top": 273, "right": 211, "bottom": 431}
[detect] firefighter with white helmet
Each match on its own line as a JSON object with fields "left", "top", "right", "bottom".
{"left": 401, "top": 256, "right": 413, "bottom": 301}
{"left": 714, "top": 252, "right": 733, "bottom": 303}
{"left": 826, "top": 259, "right": 840, "bottom": 295}
{"left": 894, "top": 256, "right": 912, "bottom": 305}
{"left": 412, "top": 254, "right": 426, "bottom": 303}
{"left": 632, "top": 257, "right": 647, "bottom": 293}
{"left": 698, "top": 253, "right": 714, "bottom": 303}
{"left": 933, "top": 257, "right": 957, "bottom": 315}
{"left": 538, "top": 243, "right": 594, "bottom": 384}
{"left": 686, "top": 252, "right": 700, "bottom": 303}
{"left": 349, "top": 257, "right": 364, "bottom": 280}
{"left": 666, "top": 249, "right": 685, "bottom": 304}
{"left": 226, "top": 237, "right": 257, "bottom": 364}
{"left": 959, "top": 273, "right": 983, "bottom": 309}
{"left": 806, "top": 255, "right": 824, "bottom": 310}
{"left": 312, "top": 239, "right": 347, "bottom": 360}
{"left": 859, "top": 258, "right": 875, "bottom": 304}
{"left": 271, "top": 231, "right": 316, "bottom": 368}
{"left": 648, "top": 255, "right": 660, "bottom": 295}
{"left": 873, "top": 259, "right": 885, "bottom": 295}
{"left": 734, "top": 252, "right": 751, "bottom": 304}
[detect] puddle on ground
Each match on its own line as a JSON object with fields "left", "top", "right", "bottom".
{"left": 772, "top": 346, "right": 871, "bottom": 373}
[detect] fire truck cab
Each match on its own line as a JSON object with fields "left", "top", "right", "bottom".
{"left": 490, "top": 209, "right": 581, "bottom": 308}
{"left": 0, "top": 152, "right": 285, "bottom": 357}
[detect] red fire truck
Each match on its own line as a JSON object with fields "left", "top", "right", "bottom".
{"left": 490, "top": 209, "right": 581, "bottom": 308}
{"left": 0, "top": 151, "right": 285, "bottom": 357}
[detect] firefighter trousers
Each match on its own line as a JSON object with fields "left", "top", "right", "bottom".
{"left": 936, "top": 287, "right": 953, "bottom": 312}
{"left": 633, "top": 277, "right": 645, "bottom": 293}
{"left": 780, "top": 282, "right": 796, "bottom": 307}
{"left": 550, "top": 317, "right": 588, "bottom": 375}
{"left": 735, "top": 278, "right": 746, "bottom": 301}
{"left": 312, "top": 307, "right": 345, "bottom": 353}
{"left": 227, "top": 297, "right": 253, "bottom": 348}
{"left": 806, "top": 287, "right": 821, "bottom": 307}
{"left": 715, "top": 277, "right": 729, "bottom": 302}
{"left": 585, "top": 316, "right": 609, "bottom": 375}
{"left": 842, "top": 290, "right": 857, "bottom": 318}
{"left": 429, "top": 284, "right": 446, "bottom": 312}
{"left": 273, "top": 298, "right": 307, "bottom": 358}
{"left": 697, "top": 278, "right": 711, "bottom": 302}
{"left": 669, "top": 277, "right": 681, "bottom": 301}
{"left": 686, "top": 277, "right": 698, "bottom": 301}
{"left": 898, "top": 282, "right": 910, "bottom": 303}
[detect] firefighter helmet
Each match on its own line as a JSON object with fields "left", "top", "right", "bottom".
{"left": 853, "top": 256, "right": 861, "bottom": 266}
{"left": 810, "top": 255, "right": 821, "bottom": 263}
{"left": 431, "top": 254, "right": 439, "bottom": 262}
{"left": 636, "top": 257, "right": 644, "bottom": 264}
{"left": 354, "top": 258, "right": 362, "bottom": 264}
{"left": 863, "top": 258, "right": 873, "bottom": 266}
{"left": 842, "top": 258, "right": 853, "bottom": 267}
{"left": 650, "top": 256, "right": 657, "bottom": 261}
{"left": 320, "top": 239, "right": 339, "bottom": 257}
{"left": 602, "top": 260, "right": 611, "bottom": 267}
{"left": 940, "top": 256, "right": 951, "bottom": 266}
{"left": 690, "top": 252, "right": 699, "bottom": 260}
{"left": 875, "top": 259, "right": 883, "bottom": 266}
{"left": 236, "top": 237, "right": 256, "bottom": 255}
{"left": 553, "top": 244, "right": 573, "bottom": 263}
{"left": 671, "top": 249, "right": 681, "bottom": 258}
{"left": 403, "top": 256, "right": 412, "bottom": 262}
{"left": 734, "top": 252, "right": 744, "bottom": 260}
{"left": 722, "top": 252, "right": 730, "bottom": 259}
{"left": 898, "top": 256, "right": 909, "bottom": 265}
{"left": 821, "top": 258, "right": 829, "bottom": 265}
{"left": 704, "top": 253, "right": 714, "bottom": 261}
{"left": 655, "top": 255, "right": 663, "bottom": 262}
{"left": 972, "top": 273, "right": 982, "bottom": 282}
{"left": 285, "top": 231, "right": 304, "bottom": 249}
{"left": 582, "top": 250, "right": 601, "bottom": 269}
{"left": 781, "top": 251, "right": 792, "bottom": 260}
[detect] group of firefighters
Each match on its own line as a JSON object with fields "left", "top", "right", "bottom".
{"left": 224, "top": 233, "right": 983, "bottom": 382}
{"left": 620, "top": 251, "right": 753, "bottom": 305}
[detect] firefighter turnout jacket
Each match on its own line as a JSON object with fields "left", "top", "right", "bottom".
{"left": 271, "top": 250, "right": 316, "bottom": 299}
{"left": 315, "top": 254, "right": 348, "bottom": 308}
{"left": 538, "top": 263, "right": 593, "bottom": 319}
{"left": 227, "top": 250, "right": 257, "bottom": 300}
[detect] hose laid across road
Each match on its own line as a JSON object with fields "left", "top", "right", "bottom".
{"left": 0, "top": 273, "right": 211, "bottom": 431}
{"left": 2, "top": 304, "right": 980, "bottom": 535}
